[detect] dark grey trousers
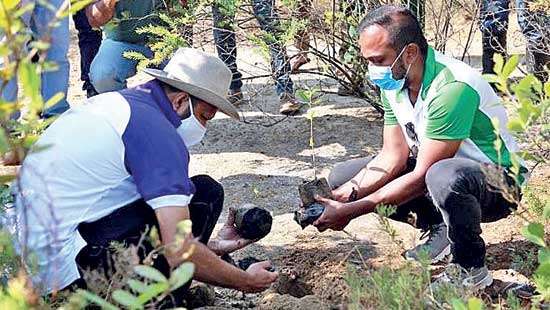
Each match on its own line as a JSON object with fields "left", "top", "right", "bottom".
{"left": 329, "top": 156, "right": 519, "bottom": 268}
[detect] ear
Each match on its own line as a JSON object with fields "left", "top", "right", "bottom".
{"left": 404, "top": 44, "right": 420, "bottom": 65}
{"left": 171, "top": 92, "right": 190, "bottom": 116}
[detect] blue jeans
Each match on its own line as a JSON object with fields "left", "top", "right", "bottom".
{"left": 73, "top": 9, "right": 102, "bottom": 97}
{"left": 480, "top": 0, "right": 549, "bottom": 75}
{"left": 90, "top": 39, "right": 153, "bottom": 93}
{"left": 212, "top": 0, "right": 293, "bottom": 97}
{"left": 1, "top": 0, "right": 70, "bottom": 118}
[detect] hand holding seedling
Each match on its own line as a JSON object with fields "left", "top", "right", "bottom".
{"left": 208, "top": 207, "right": 255, "bottom": 255}
{"left": 313, "top": 195, "right": 352, "bottom": 232}
{"left": 332, "top": 183, "right": 359, "bottom": 202}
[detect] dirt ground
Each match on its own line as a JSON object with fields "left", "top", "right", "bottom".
{"left": 60, "top": 15, "right": 549, "bottom": 308}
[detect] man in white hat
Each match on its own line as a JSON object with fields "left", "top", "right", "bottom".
{"left": 14, "top": 48, "right": 278, "bottom": 303}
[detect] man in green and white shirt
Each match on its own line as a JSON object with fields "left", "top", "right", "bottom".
{"left": 312, "top": 5, "right": 526, "bottom": 290}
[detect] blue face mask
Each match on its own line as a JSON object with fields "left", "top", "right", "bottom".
{"left": 367, "top": 46, "right": 413, "bottom": 91}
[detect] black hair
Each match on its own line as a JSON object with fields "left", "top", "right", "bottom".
{"left": 159, "top": 80, "right": 182, "bottom": 94}
{"left": 358, "top": 5, "right": 428, "bottom": 57}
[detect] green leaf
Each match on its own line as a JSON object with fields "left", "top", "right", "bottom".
{"left": 133, "top": 265, "right": 168, "bottom": 283}
{"left": 451, "top": 299, "right": 468, "bottom": 310}
{"left": 0, "top": 45, "right": 9, "bottom": 57}
{"left": 539, "top": 247, "right": 550, "bottom": 265}
{"left": 507, "top": 119, "right": 525, "bottom": 132}
{"left": 44, "top": 92, "right": 65, "bottom": 109}
{"left": 169, "top": 262, "right": 195, "bottom": 291}
{"left": 17, "top": 60, "right": 42, "bottom": 111}
{"left": 127, "top": 279, "right": 148, "bottom": 294}
{"left": 482, "top": 73, "right": 499, "bottom": 83}
{"left": 522, "top": 223, "right": 546, "bottom": 247}
{"left": 533, "top": 260, "right": 550, "bottom": 299}
{"left": 69, "top": 0, "right": 93, "bottom": 15}
{"left": 533, "top": 277, "right": 550, "bottom": 302}
{"left": 467, "top": 297, "right": 484, "bottom": 310}
{"left": 3, "top": 0, "right": 20, "bottom": 10}
{"left": 295, "top": 89, "right": 309, "bottom": 102}
{"left": 0, "top": 129, "right": 9, "bottom": 154}
{"left": 76, "top": 289, "right": 119, "bottom": 310}
{"left": 343, "top": 51, "right": 354, "bottom": 63}
{"left": 136, "top": 282, "right": 169, "bottom": 304}
{"left": 27, "top": 40, "right": 50, "bottom": 51}
{"left": 13, "top": 3, "right": 34, "bottom": 19}
{"left": 112, "top": 289, "right": 142, "bottom": 309}
{"left": 493, "top": 53, "right": 504, "bottom": 75}
{"left": 544, "top": 205, "right": 550, "bottom": 220}
{"left": 501, "top": 55, "right": 519, "bottom": 79}
{"left": 176, "top": 219, "right": 192, "bottom": 235}
{"left": 22, "top": 134, "right": 39, "bottom": 149}
{"left": 544, "top": 81, "right": 550, "bottom": 97}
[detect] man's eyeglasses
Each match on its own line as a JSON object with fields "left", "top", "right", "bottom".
{"left": 404, "top": 122, "right": 419, "bottom": 158}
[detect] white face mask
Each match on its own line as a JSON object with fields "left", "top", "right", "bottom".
{"left": 177, "top": 98, "right": 206, "bottom": 148}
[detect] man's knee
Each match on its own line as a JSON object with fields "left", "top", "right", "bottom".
{"left": 192, "top": 174, "right": 223, "bottom": 193}
{"left": 89, "top": 61, "right": 125, "bottom": 94}
{"left": 191, "top": 174, "right": 224, "bottom": 212}
{"left": 328, "top": 161, "right": 352, "bottom": 189}
{"left": 328, "top": 157, "right": 372, "bottom": 189}
{"left": 425, "top": 158, "right": 477, "bottom": 209}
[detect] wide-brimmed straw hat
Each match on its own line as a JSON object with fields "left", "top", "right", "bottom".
{"left": 143, "top": 48, "right": 240, "bottom": 120}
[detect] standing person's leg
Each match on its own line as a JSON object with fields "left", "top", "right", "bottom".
{"left": 72, "top": 9, "right": 102, "bottom": 98}
{"left": 252, "top": 0, "right": 299, "bottom": 114}
{"left": 212, "top": 3, "right": 244, "bottom": 104}
{"left": 0, "top": 70, "right": 18, "bottom": 104}
{"left": 479, "top": 0, "right": 510, "bottom": 75}
{"left": 328, "top": 156, "right": 448, "bottom": 262}
{"left": 516, "top": 0, "right": 549, "bottom": 82}
{"left": 0, "top": 3, "right": 34, "bottom": 119}
{"left": 426, "top": 158, "right": 519, "bottom": 288}
{"left": 290, "top": 0, "right": 311, "bottom": 72}
{"left": 32, "top": 0, "right": 71, "bottom": 118}
{"left": 89, "top": 39, "right": 153, "bottom": 94}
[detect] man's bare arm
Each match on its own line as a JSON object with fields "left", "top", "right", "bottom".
{"left": 155, "top": 206, "right": 277, "bottom": 293}
{"left": 332, "top": 125, "right": 410, "bottom": 202}
{"left": 85, "top": 0, "right": 118, "bottom": 28}
{"left": 313, "top": 138, "right": 462, "bottom": 231}
{"left": 346, "top": 138, "right": 462, "bottom": 216}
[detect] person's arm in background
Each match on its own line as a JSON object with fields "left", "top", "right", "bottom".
{"left": 156, "top": 206, "right": 278, "bottom": 293}
{"left": 85, "top": 0, "right": 117, "bottom": 28}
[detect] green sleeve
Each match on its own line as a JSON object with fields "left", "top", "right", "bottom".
{"left": 381, "top": 93, "right": 398, "bottom": 126}
{"left": 425, "top": 82, "right": 480, "bottom": 140}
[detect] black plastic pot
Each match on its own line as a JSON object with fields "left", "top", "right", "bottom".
{"left": 234, "top": 203, "right": 273, "bottom": 240}
{"left": 298, "top": 177, "right": 331, "bottom": 207}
